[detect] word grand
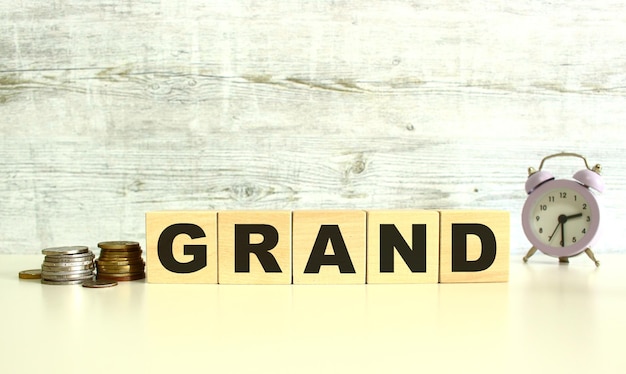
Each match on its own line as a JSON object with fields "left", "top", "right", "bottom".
{"left": 146, "top": 210, "right": 509, "bottom": 284}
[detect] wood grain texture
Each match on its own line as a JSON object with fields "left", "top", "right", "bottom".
{"left": 1, "top": 1, "right": 625, "bottom": 257}
{"left": 146, "top": 211, "right": 218, "bottom": 283}
{"left": 439, "top": 210, "right": 510, "bottom": 283}
{"left": 292, "top": 210, "right": 366, "bottom": 284}
{"left": 218, "top": 210, "right": 292, "bottom": 284}
{"left": 366, "top": 210, "right": 440, "bottom": 283}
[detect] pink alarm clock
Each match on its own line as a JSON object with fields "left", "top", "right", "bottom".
{"left": 522, "top": 152, "right": 604, "bottom": 266}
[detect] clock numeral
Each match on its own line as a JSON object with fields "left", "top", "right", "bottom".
{"left": 574, "top": 195, "right": 577, "bottom": 201}
{"left": 586, "top": 216, "right": 591, "bottom": 222}
{"left": 560, "top": 192, "right": 567, "bottom": 198}
{"left": 582, "top": 228, "right": 586, "bottom": 234}
{"left": 548, "top": 196, "right": 555, "bottom": 202}
{"left": 536, "top": 216, "right": 540, "bottom": 221}
{"left": 572, "top": 237, "right": 577, "bottom": 243}
{"left": 582, "top": 203, "right": 587, "bottom": 210}
{"left": 539, "top": 205, "right": 547, "bottom": 211}
{"left": 539, "top": 228, "right": 543, "bottom": 234}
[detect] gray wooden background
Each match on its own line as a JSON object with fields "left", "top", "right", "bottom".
{"left": 1, "top": 1, "right": 625, "bottom": 256}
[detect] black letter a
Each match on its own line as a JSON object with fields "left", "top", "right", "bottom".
{"left": 304, "top": 225, "right": 356, "bottom": 273}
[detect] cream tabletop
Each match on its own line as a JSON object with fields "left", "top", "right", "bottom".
{"left": 1, "top": 254, "right": 624, "bottom": 373}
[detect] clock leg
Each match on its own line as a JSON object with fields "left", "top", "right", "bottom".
{"left": 584, "top": 248, "right": 600, "bottom": 267}
{"left": 523, "top": 247, "right": 537, "bottom": 263}
{"left": 559, "top": 257, "right": 569, "bottom": 264}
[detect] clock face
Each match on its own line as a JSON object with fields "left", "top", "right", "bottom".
{"left": 522, "top": 179, "right": 600, "bottom": 257}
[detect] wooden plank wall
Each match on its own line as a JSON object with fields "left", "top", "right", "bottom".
{"left": 1, "top": 1, "right": 625, "bottom": 256}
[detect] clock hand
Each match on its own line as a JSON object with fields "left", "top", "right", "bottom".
{"left": 565, "top": 213, "right": 583, "bottom": 220}
{"left": 558, "top": 213, "right": 582, "bottom": 247}
{"left": 552, "top": 214, "right": 569, "bottom": 246}
{"left": 548, "top": 222, "right": 561, "bottom": 242}
{"left": 548, "top": 213, "right": 577, "bottom": 243}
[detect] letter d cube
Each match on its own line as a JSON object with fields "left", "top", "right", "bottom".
{"left": 439, "top": 211, "right": 509, "bottom": 283}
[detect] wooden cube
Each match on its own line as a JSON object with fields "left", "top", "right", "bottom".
{"left": 292, "top": 210, "right": 366, "bottom": 284}
{"left": 367, "top": 210, "right": 439, "bottom": 284}
{"left": 218, "top": 211, "right": 292, "bottom": 284}
{"left": 146, "top": 211, "right": 218, "bottom": 283}
{"left": 439, "top": 210, "right": 509, "bottom": 283}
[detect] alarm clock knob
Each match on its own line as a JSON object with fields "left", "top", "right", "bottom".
{"left": 573, "top": 164, "right": 605, "bottom": 192}
{"left": 525, "top": 167, "right": 554, "bottom": 194}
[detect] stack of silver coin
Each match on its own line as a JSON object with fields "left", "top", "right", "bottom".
{"left": 41, "top": 246, "right": 96, "bottom": 285}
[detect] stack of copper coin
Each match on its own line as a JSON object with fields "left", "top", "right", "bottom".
{"left": 96, "top": 241, "right": 145, "bottom": 281}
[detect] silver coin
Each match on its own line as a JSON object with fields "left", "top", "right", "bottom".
{"left": 42, "top": 264, "right": 95, "bottom": 272}
{"left": 44, "top": 249, "right": 94, "bottom": 256}
{"left": 41, "top": 270, "right": 94, "bottom": 279}
{"left": 41, "top": 277, "right": 94, "bottom": 282}
{"left": 41, "top": 279, "right": 90, "bottom": 285}
{"left": 42, "top": 259, "right": 94, "bottom": 268}
{"left": 44, "top": 251, "right": 96, "bottom": 262}
{"left": 42, "top": 246, "right": 89, "bottom": 256}
{"left": 41, "top": 268, "right": 94, "bottom": 275}
{"left": 42, "top": 276, "right": 94, "bottom": 283}
{"left": 42, "top": 259, "right": 94, "bottom": 265}
{"left": 41, "top": 272, "right": 95, "bottom": 281}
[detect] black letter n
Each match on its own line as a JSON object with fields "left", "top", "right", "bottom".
{"left": 380, "top": 224, "right": 427, "bottom": 273}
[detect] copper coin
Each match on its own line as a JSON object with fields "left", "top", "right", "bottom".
{"left": 19, "top": 269, "right": 42, "bottom": 279}
{"left": 98, "top": 250, "right": 142, "bottom": 257}
{"left": 97, "top": 264, "right": 145, "bottom": 272}
{"left": 97, "top": 274, "right": 143, "bottom": 279}
{"left": 82, "top": 279, "right": 118, "bottom": 288}
{"left": 98, "top": 241, "right": 141, "bottom": 251}
{"left": 96, "top": 259, "right": 144, "bottom": 266}
{"left": 97, "top": 273, "right": 145, "bottom": 281}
